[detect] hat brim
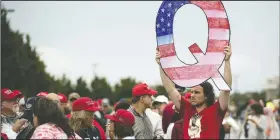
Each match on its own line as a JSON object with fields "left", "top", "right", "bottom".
{"left": 105, "top": 114, "right": 120, "bottom": 123}
{"left": 4, "top": 93, "right": 23, "bottom": 101}
{"left": 84, "top": 106, "right": 99, "bottom": 112}
{"left": 149, "top": 90, "right": 157, "bottom": 95}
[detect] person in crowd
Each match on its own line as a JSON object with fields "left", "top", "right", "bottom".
{"left": 128, "top": 83, "right": 157, "bottom": 139}
{"left": 162, "top": 102, "right": 175, "bottom": 139}
{"left": 169, "top": 93, "right": 191, "bottom": 139}
{"left": 92, "top": 106, "right": 107, "bottom": 132}
{"left": 171, "top": 119, "right": 184, "bottom": 139}
{"left": 36, "top": 92, "right": 48, "bottom": 97}
{"left": 155, "top": 45, "right": 232, "bottom": 139}
{"left": 263, "top": 107, "right": 279, "bottom": 139}
{"left": 18, "top": 97, "right": 25, "bottom": 115}
{"left": 68, "top": 92, "right": 80, "bottom": 111}
{"left": 152, "top": 95, "right": 169, "bottom": 116}
{"left": 1, "top": 88, "right": 24, "bottom": 139}
{"left": 114, "top": 100, "right": 131, "bottom": 111}
{"left": 222, "top": 109, "right": 241, "bottom": 139}
{"left": 145, "top": 103, "right": 165, "bottom": 139}
{"left": 102, "top": 98, "right": 115, "bottom": 132}
{"left": 58, "top": 93, "right": 71, "bottom": 115}
{"left": 102, "top": 98, "right": 114, "bottom": 115}
{"left": 105, "top": 100, "right": 131, "bottom": 139}
{"left": 69, "top": 97, "right": 103, "bottom": 139}
{"left": 105, "top": 109, "right": 135, "bottom": 139}
{"left": 12, "top": 90, "right": 25, "bottom": 115}
{"left": 15, "top": 97, "right": 39, "bottom": 139}
{"left": 240, "top": 103, "right": 267, "bottom": 139}
{"left": 46, "top": 93, "right": 65, "bottom": 113}
{"left": 30, "top": 97, "right": 81, "bottom": 139}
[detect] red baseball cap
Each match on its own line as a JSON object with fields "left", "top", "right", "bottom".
{"left": 58, "top": 93, "right": 68, "bottom": 103}
{"left": 105, "top": 109, "right": 135, "bottom": 127}
{"left": 92, "top": 100, "right": 102, "bottom": 111}
{"left": 37, "top": 92, "right": 48, "bottom": 97}
{"left": 1, "top": 88, "right": 23, "bottom": 101}
{"left": 132, "top": 83, "right": 157, "bottom": 97}
{"left": 72, "top": 97, "right": 99, "bottom": 112}
{"left": 12, "top": 90, "right": 24, "bottom": 98}
{"left": 184, "top": 92, "right": 191, "bottom": 99}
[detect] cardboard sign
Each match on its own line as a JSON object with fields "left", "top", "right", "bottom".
{"left": 156, "top": 0, "right": 231, "bottom": 90}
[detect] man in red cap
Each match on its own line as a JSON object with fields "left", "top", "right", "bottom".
{"left": 58, "top": 93, "right": 71, "bottom": 115}
{"left": 128, "top": 83, "right": 157, "bottom": 139}
{"left": 105, "top": 109, "right": 135, "bottom": 139}
{"left": 1, "top": 88, "right": 24, "bottom": 138}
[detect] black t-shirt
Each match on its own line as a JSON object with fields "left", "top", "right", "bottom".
{"left": 78, "top": 126, "right": 101, "bottom": 140}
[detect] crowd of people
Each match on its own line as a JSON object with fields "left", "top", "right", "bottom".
{"left": 1, "top": 46, "right": 279, "bottom": 139}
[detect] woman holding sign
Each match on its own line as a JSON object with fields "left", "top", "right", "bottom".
{"left": 155, "top": 45, "right": 232, "bottom": 139}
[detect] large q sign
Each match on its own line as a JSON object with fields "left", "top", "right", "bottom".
{"left": 156, "top": 0, "right": 231, "bottom": 90}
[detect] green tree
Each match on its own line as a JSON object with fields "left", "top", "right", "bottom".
{"left": 90, "top": 76, "right": 113, "bottom": 100}
{"left": 153, "top": 85, "right": 168, "bottom": 97}
{"left": 114, "top": 77, "right": 138, "bottom": 101}
{"left": 55, "top": 74, "right": 74, "bottom": 96}
{"left": 75, "top": 77, "right": 91, "bottom": 98}
{"left": 1, "top": 7, "right": 57, "bottom": 97}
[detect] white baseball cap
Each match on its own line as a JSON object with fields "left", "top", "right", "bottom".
{"left": 154, "top": 95, "right": 169, "bottom": 104}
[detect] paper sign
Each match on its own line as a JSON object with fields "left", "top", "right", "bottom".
{"left": 156, "top": 0, "right": 231, "bottom": 90}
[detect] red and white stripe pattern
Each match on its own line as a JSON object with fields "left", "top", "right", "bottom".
{"left": 157, "top": 1, "right": 231, "bottom": 90}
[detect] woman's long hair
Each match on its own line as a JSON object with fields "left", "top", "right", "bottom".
{"left": 69, "top": 110, "right": 93, "bottom": 132}
{"left": 33, "top": 97, "right": 75, "bottom": 138}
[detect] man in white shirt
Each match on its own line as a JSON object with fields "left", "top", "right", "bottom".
{"left": 145, "top": 108, "right": 165, "bottom": 139}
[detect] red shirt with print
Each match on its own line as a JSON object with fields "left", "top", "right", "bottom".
{"left": 180, "top": 96, "right": 226, "bottom": 139}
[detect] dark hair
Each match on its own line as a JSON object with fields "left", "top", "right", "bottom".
{"left": 152, "top": 101, "right": 163, "bottom": 108}
{"left": 34, "top": 98, "right": 75, "bottom": 138}
{"left": 131, "top": 96, "right": 141, "bottom": 104}
{"left": 175, "top": 84, "right": 186, "bottom": 93}
{"left": 115, "top": 101, "right": 131, "bottom": 111}
{"left": 199, "top": 81, "right": 215, "bottom": 107}
{"left": 250, "top": 103, "right": 264, "bottom": 115}
{"left": 114, "top": 123, "right": 134, "bottom": 138}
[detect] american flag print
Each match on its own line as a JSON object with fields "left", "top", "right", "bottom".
{"left": 156, "top": 0, "right": 231, "bottom": 90}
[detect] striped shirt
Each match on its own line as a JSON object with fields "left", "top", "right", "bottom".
{"left": 128, "top": 106, "right": 154, "bottom": 139}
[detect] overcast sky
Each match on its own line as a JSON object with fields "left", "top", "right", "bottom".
{"left": 3, "top": 1, "right": 279, "bottom": 93}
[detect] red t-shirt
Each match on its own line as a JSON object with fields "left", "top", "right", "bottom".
{"left": 171, "top": 119, "right": 184, "bottom": 139}
{"left": 180, "top": 96, "right": 226, "bottom": 139}
{"left": 65, "top": 114, "right": 106, "bottom": 140}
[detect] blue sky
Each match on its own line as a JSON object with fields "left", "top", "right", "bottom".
{"left": 3, "top": 1, "right": 279, "bottom": 93}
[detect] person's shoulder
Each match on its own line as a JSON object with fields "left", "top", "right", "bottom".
{"left": 36, "top": 123, "right": 52, "bottom": 129}
{"left": 145, "top": 108, "right": 160, "bottom": 118}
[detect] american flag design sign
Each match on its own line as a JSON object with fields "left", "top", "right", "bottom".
{"left": 156, "top": 0, "right": 231, "bottom": 90}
